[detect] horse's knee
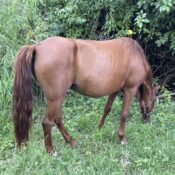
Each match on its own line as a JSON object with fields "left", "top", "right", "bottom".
{"left": 42, "top": 117, "right": 54, "bottom": 129}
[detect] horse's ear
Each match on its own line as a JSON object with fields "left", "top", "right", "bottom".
{"left": 153, "top": 85, "right": 161, "bottom": 94}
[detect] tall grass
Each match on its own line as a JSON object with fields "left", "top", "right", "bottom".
{"left": 0, "top": 0, "right": 47, "bottom": 157}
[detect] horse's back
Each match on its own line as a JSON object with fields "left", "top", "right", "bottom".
{"left": 73, "top": 37, "right": 149, "bottom": 96}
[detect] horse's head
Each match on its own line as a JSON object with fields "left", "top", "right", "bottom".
{"left": 138, "top": 84, "right": 159, "bottom": 122}
{"left": 144, "top": 85, "right": 160, "bottom": 119}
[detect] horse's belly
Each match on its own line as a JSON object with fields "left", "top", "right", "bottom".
{"left": 73, "top": 74, "right": 123, "bottom": 97}
{"left": 74, "top": 45, "right": 128, "bottom": 96}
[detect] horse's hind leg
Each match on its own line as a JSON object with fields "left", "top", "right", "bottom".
{"left": 43, "top": 97, "right": 76, "bottom": 153}
{"left": 54, "top": 110, "right": 77, "bottom": 148}
{"left": 98, "top": 92, "right": 118, "bottom": 128}
{"left": 42, "top": 100, "right": 60, "bottom": 153}
{"left": 118, "top": 87, "right": 137, "bottom": 144}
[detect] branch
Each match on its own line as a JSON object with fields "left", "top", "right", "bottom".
{"left": 156, "top": 92, "right": 175, "bottom": 100}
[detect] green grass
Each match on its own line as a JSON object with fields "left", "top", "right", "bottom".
{"left": 0, "top": 1, "right": 175, "bottom": 174}
{"left": 0, "top": 91, "right": 175, "bottom": 175}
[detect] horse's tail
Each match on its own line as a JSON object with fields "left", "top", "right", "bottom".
{"left": 12, "top": 45, "right": 36, "bottom": 147}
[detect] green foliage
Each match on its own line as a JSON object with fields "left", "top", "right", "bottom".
{"left": 102, "top": 1, "right": 136, "bottom": 37}
{"left": 1, "top": 0, "right": 174, "bottom": 50}
{"left": 135, "top": 0, "right": 175, "bottom": 51}
{"left": 0, "top": 0, "right": 48, "bottom": 48}
{"left": 33, "top": 0, "right": 175, "bottom": 86}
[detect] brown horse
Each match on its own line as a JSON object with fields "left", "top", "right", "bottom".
{"left": 13, "top": 37, "right": 155, "bottom": 153}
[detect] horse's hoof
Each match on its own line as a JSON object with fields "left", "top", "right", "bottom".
{"left": 70, "top": 139, "right": 77, "bottom": 148}
{"left": 121, "top": 138, "right": 128, "bottom": 145}
{"left": 97, "top": 123, "right": 103, "bottom": 129}
{"left": 97, "top": 119, "right": 104, "bottom": 129}
{"left": 48, "top": 150, "right": 58, "bottom": 157}
{"left": 52, "top": 151, "right": 58, "bottom": 157}
{"left": 142, "top": 117, "right": 150, "bottom": 123}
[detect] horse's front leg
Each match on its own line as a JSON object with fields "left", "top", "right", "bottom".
{"left": 118, "top": 87, "right": 137, "bottom": 144}
{"left": 98, "top": 92, "right": 118, "bottom": 128}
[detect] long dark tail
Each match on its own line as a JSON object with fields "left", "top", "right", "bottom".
{"left": 12, "top": 45, "right": 35, "bottom": 147}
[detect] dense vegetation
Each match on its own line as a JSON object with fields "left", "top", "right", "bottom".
{"left": 1, "top": 0, "right": 174, "bottom": 86}
{"left": 0, "top": 0, "right": 175, "bottom": 174}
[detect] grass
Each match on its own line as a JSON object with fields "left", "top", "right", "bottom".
{"left": 0, "top": 1, "right": 175, "bottom": 174}
{"left": 0, "top": 91, "right": 175, "bottom": 175}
